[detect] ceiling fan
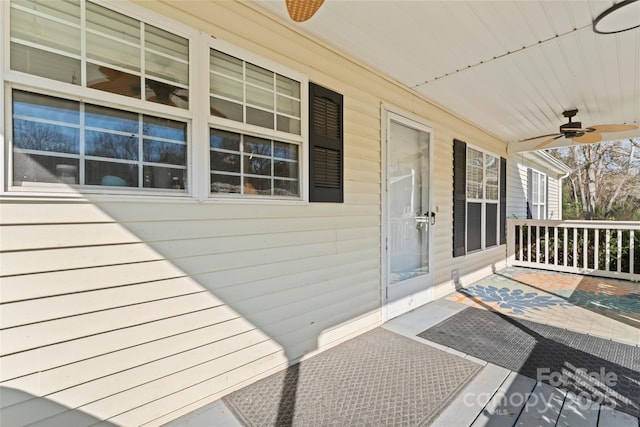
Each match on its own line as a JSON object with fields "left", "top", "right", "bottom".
{"left": 285, "top": 0, "right": 325, "bottom": 22}
{"left": 520, "top": 109, "right": 638, "bottom": 149}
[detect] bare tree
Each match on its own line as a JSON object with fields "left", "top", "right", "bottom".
{"left": 552, "top": 139, "right": 640, "bottom": 220}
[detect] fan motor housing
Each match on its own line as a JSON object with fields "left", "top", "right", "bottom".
{"left": 560, "top": 121, "right": 582, "bottom": 131}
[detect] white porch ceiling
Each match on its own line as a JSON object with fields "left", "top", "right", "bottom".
{"left": 250, "top": 0, "right": 640, "bottom": 152}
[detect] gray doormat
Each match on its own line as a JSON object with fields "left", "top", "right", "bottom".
{"left": 223, "top": 327, "right": 482, "bottom": 426}
{"left": 418, "top": 306, "right": 640, "bottom": 418}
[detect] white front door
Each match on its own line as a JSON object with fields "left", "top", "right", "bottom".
{"left": 384, "top": 110, "right": 434, "bottom": 320}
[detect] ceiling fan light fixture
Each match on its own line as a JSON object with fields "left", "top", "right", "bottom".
{"left": 593, "top": 0, "right": 640, "bottom": 34}
{"left": 286, "top": 0, "right": 324, "bottom": 22}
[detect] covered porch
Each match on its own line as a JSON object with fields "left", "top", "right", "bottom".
{"left": 170, "top": 265, "right": 640, "bottom": 426}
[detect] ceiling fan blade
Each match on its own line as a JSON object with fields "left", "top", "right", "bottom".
{"left": 518, "top": 133, "right": 561, "bottom": 143}
{"left": 534, "top": 135, "right": 564, "bottom": 150}
{"left": 286, "top": 0, "right": 324, "bottom": 22}
{"left": 572, "top": 132, "right": 602, "bottom": 144}
{"left": 589, "top": 124, "right": 639, "bottom": 133}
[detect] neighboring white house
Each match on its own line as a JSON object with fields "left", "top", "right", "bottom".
{"left": 508, "top": 150, "right": 572, "bottom": 221}
{"left": 1, "top": 1, "right": 534, "bottom": 426}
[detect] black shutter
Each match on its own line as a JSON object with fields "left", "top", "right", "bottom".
{"left": 309, "top": 82, "right": 343, "bottom": 202}
{"left": 453, "top": 139, "right": 467, "bottom": 257}
{"left": 526, "top": 168, "right": 533, "bottom": 219}
{"left": 500, "top": 157, "right": 507, "bottom": 245}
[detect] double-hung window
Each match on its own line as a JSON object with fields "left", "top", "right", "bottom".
{"left": 466, "top": 147, "right": 499, "bottom": 251}
{"left": 453, "top": 139, "right": 507, "bottom": 257}
{"left": 528, "top": 169, "right": 547, "bottom": 219}
{"left": 7, "top": 0, "right": 191, "bottom": 193}
{"left": 208, "top": 43, "right": 306, "bottom": 199}
{"left": 5, "top": 1, "right": 312, "bottom": 200}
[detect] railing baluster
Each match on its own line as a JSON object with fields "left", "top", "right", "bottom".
{"left": 518, "top": 225, "right": 523, "bottom": 261}
{"left": 583, "top": 228, "right": 588, "bottom": 269}
{"left": 554, "top": 226, "right": 558, "bottom": 266}
{"left": 593, "top": 228, "right": 600, "bottom": 270}
{"left": 631, "top": 231, "right": 635, "bottom": 275}
{"left": 605, "top": 229, "right": 611, "bottom": 271}
{"left": 617, "top": 229, "right": 622, "bottom": 273}
{"left": 527, "top": 225, "right": 531, "bottom": 262}
{"left": 573, "top": 227, "right": 578, "bottom": 268}
{"left": 545, "top": 226, "right": 549, "bottom": 265}
{"left": 563, "top": 227, "right": 568, "bottom": 267}
{"left": 536, "top": 225, "right": 540, "bottom": 264}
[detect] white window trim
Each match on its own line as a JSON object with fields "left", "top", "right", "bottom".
{"left": 465, "top": 144, "right": 501, "bottom": 253}
{"left": 1, "top": 0, "right": 310, "bottom": 204}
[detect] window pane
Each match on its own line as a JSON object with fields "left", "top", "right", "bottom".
{"left": 145, "top": 53, "right": 189, "bottom": 87}
{"left": 86, "top": 160, "right": 138, "bottom": 187}
{"left": 14, "top": 120, "right": 79, "bottom": 154}
{"left": 276, "top": 75, "right": 300, "bottom": 98}
{"left": 86, "top": 2, "right": 140, "bottom": 45}
{"left": 274, "top": 179, "right": 299, "bottom": 197}
{"left": 86, "top": 33, "right": 140, "bottom": 72}
{"left": 211, "top": 74, "right": 243, "bottom": 102}
{"left": 145, "top": 24, "right": 189, "bottom": 64}
{"left": 244, "top": 136, "right": 272, "bottom": 156}
{"left": 466, "top": 148, "right": 483, "bottom": 199}
{"left": 11, "top": 43, "right": 81, "bottom": 84}
{"left": 247, "top": 85, "right": 274, "bottom": 110}
{"left": 86, "top": 2, "right": 141, "bottom": 76}
{"left": 211, "top": 50, "right": 243, "bottom": 80}
{"left": 86, "top": 104, "right": 138, "bottom": 132}
{"left": 210, "top": 129, "right": 299, "bottom": 198}
{"left": 276, "top": 95, "right": 300, "bottom": 117}
{"left": 486, "top": 203, "right": 498, "bottom": 247}
{"left": 86, "top": 131, "right": 138, "bottom": 160}
{"left": 11, "top": 7, "right": 80, "bottom": 55}
{"left": 143, "top": 140, "right": 185, "bottom": 165}
{"left": 244, "top": 177, "right": 271, "bottom": 195}
{"left": 143, "top": 115, "right": 187, "bottom": 142}
{"left": 143, "top": 165, "right": 185, "bottom": 189}
{"left": 12, "top": 89, "right": 188, "bottom": 191}
{"left": 13, "top": 152, "right": 79, "bottom": 185}
{"left": 13, "top": 90, "right": 79, "bottom": 124}
{"left": 274, "top": 142, "right": 297, "bottom": 160}
{"left": 277, "top": 115, "right": 301, "bottom": 134}
{"left": 246, "top": 63, "right": 273, "bottom": 89}
{"left": 485, "top": 154, "right": 499, "bottom": 200}
{"left": 211, "top": 152, "right": 240, "bottom": 173}
{"left": 246, "top": 107, "right": 273, "bottom": 128}
{"left": 13, "top": 0, "right": 81, "bottom": 23}
{"left": 210, "top": 129, "right": 241, "bottom": 151}
{"left": 13, "top": 91, "right": 80, "bottom": 155}
{"left": 274, "top": 160, "right": 297, "bottom": 178}
{"left": 87, "top": 64, "right": 141, "bottom": 98}
{"left": 211, "top": 173, "right": 241, "bottom": 194}
{"left": 467, "top": 202, "right": 482, "bottom": 252}
{"left": 210, "top": 98, "right": 243, "bottom": 121}
{"left": 244, "top": 155, "right": 271, "bottom": 176}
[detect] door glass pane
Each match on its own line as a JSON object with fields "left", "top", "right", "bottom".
{"left": 389, "top": 121, "right": 430, "bottom": 283}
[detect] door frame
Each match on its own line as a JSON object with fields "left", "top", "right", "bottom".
{"left": 381, "top": 104, "right": 435, "bottom": 322}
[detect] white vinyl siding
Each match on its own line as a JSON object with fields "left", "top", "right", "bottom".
{"left": 507, "top": 153, "right": 565, "bottom": 221}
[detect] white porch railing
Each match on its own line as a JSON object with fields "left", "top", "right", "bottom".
{"left": 507, "top": 219, "right": 640, "bottom": 281}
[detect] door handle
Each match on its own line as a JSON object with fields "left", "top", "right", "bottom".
{"left": 424, "top": 211, "right": 436, "bottom": 225}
